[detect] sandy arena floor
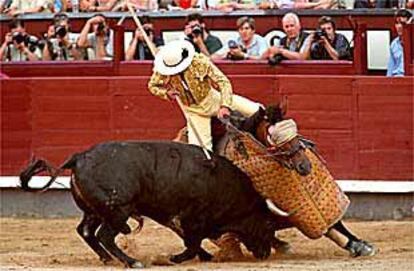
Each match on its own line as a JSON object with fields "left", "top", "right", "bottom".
{"left": 0, "top": 217, "right": 413, "bottom": 271}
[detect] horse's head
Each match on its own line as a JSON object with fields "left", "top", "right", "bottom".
{"left": 264, "top": 119, "right": 312, "bottom": 176}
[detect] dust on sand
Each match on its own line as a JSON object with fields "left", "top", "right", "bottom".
{"left": 0, "top": 218, "right": 413, "bottom": 271}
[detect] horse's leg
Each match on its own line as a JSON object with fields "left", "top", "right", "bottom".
{"left": 76, "top": 213, "right": 113, "bottom": 264}
{"left": 325, "top": 220, "right": 376, "bottom": 257}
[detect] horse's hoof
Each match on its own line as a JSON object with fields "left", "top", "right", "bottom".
{"left": 347, "top": 240, "right": 376, "bottom": 257}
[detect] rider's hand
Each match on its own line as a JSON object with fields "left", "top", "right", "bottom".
{"left": 218, "top": 106, "right": 231, "bottom": 119}
{"left": 167, "top": 90, "right": 179, "bottom": 100}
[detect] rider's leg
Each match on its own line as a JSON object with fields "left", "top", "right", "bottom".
{"left": 185, "top": 112, "right": 213, "bottom": 151}
{"left": 231, "top": 94, "right": 263, "bottom": 117}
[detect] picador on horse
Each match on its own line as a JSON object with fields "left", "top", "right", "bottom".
{"left": 20, "top": 40, "right": 375, "bottom": 268}
{"left": 148, "top": 40, "right": 376, "bottom": 259}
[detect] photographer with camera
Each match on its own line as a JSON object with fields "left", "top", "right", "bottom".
{"left": 306, "top": 16, "right": 351, "bottom": 61}
{"left": 0, "top": 19, "right": 41, "bottom": 62}
{"left": 265, "top": 13, "right": 309, "bottom": 64}
{"left": 125, "top": 16, "right": 164, "bottom": 61}
{"left": 213, "top": 16, "right": 267, "bottom": 61}
{"left": 43, "top": 13, "right": 82, "bottom": 61}
{"left": 77, "top": 14, "right": 113, "bottom": 60}
{"left": 184, "top": 13, "right": 222, "bottom": 57}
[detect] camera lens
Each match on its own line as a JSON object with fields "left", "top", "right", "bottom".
{"left": 191, "top": 25, "right": 202, "bottom": 36}
{"left": 55, "top": 26, "right": 67, "bottom": 38}
{"left": 228, "top": 40, "right": 238, "bottom": 49}
{"left": 12, "top": 32, "right": 25, "bottom": 44}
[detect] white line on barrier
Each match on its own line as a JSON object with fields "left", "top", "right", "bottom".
{"left": 1, "top": 176, "right": 413, "bottom": 193}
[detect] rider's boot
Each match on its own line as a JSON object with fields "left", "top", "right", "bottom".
{"left": 325, "top": 228, "right": 376, "bottom": 257}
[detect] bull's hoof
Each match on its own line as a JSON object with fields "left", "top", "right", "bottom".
{"left": 100, "top": 256, "right": 113, "bottom": 265}
{"left": 169, "top": 250, "right": 197, "bottom": 263}
{"left": 346, "top": 240, "right": 376, "bottom": 257}
{"left": 198, "top": 250, "right": 213, "bottom": 261}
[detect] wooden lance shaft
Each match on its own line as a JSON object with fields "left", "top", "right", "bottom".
{"left": 126, "top": 2, "right": 212, "bottom": 160}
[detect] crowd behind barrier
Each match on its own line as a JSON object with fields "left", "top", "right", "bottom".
{"left": 1, "top": 0, "right": 414, "bottom": 15}
{"left": 0, "top": 7, "right": 413, "bottom": 76}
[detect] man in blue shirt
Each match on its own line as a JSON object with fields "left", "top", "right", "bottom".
{"left": 387, "top": 9, "right": 412, "bottom": 77}
{"left": 212, "top": 16, "right": 268, "bottom": 60}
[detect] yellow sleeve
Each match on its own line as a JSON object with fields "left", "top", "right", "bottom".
{"left": 207, "top": 59, "right": 233, "bottom": 108}
{"left": 148, "top": 71, "right": 169, "bottom": 100}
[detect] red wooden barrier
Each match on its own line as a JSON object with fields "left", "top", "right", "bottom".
{"left": 1, "top": 75, "right": 413, "bottom": 180}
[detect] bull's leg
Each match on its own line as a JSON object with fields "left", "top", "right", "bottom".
{"left": 170, "top": 237, "right": 205, "bottom": 263}
{"left": 96, "top": 223, "right": 144, "bottom": 268}
{"left": 325, "top": 221, "right": 376, "bottom": 257}
{"left": 76, "top": 213, "right": 112, "bottom": 264}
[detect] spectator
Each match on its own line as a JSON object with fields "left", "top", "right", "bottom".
{"left": 213, "top": 0, "right": 256, "bottom": 12}
{"left": 0, "top": 0, "right": 13, "bottom": 12}
{"left": 174, "top": 0, "right": 197, "bottom": 8}
{"left": 0, "top": 19, "right": 42, "bottom": 61}
{"left": 184, "top": 12, "right": 223, "bottom": 57}
{"left": 306, "top": 16, "right": 351, "bottom": 60}
{"left": 77, "top": 14, "right": 113, "bottom": 60}
{"left": 81, "top": 0, "right": 158, "bottom": 12}
{"left": 43, "top": 13, "right": 83, "bottom": 61}
{"left": 259, "top": 0, "right": 338, "bottom": 9}
{"left": 5, "top": 0, "right": 54, "bottom": 16}
{"left": 265, "top": 13, "right": 309, "bottom": 62}
{"left": 213, "top": 16, "right": 268, "bottom": 60}
{"left": 387, "top": 9, "right": 412, "bottom": 77}
{"left": 125, "top": 16, "right": 164, "bottom": 60}
{"left": 196, "top": 0, "right": 220, "bottom": 9}
{"left": 375, "top": 0, "right": 398, "bottom": 8}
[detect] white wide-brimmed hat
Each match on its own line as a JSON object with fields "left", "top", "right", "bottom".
{"left": 154, "top": 40, "right": 196, "bottom": 76}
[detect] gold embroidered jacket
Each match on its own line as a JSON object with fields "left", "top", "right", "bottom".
{"left": 148, "top": 53, "right": 233, "bottom": 108}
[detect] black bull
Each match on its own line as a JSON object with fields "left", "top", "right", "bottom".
{"left": 20, "top": 141, "right": 284, "bottom": 268}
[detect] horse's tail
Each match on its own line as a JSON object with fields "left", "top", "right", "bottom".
{"left": 19, "top": 154, "right": 78, "bottom": 192}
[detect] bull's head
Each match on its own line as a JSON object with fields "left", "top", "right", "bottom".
{"left": 236, "top": 213, "right": 277, "bottom": 260}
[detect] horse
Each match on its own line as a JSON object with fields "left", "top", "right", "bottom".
{"left": 212, "top": 101, "right": 376, "bottom": 257}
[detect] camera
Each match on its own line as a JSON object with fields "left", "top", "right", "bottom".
{"left": 314, "top": 28, "right": 327, "bottom": 40}
{"left": 228, "top": 40, "right": 239, "bottom": 49}
{"left": 12, "top": 32, "right": 40, "bottom": 52}
{"left": 226, "top": 40, "right": 247, "bottom": 60}
{"left": 268, "top": 53, "right": 284, "bottom": 66}
{"left": 54, "top": 25, "right": 67, "bottom": 38}
{"left": 12, "top": 32, "right": 26, "bottom": 44}
{"left": 191, "top": 25, "right": 203, "bottom": 36}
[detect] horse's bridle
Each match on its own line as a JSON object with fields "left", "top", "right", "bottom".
{"left": 258, "top": 121, "right": 307, "bottom": 170}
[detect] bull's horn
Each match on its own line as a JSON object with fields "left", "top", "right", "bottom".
{"left": 266, "top": 199, "right": 289, "bottom": 217}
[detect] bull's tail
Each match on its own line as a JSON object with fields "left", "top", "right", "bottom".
{"left": 19, "top": 154, "right": 78, "bottom": 192}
